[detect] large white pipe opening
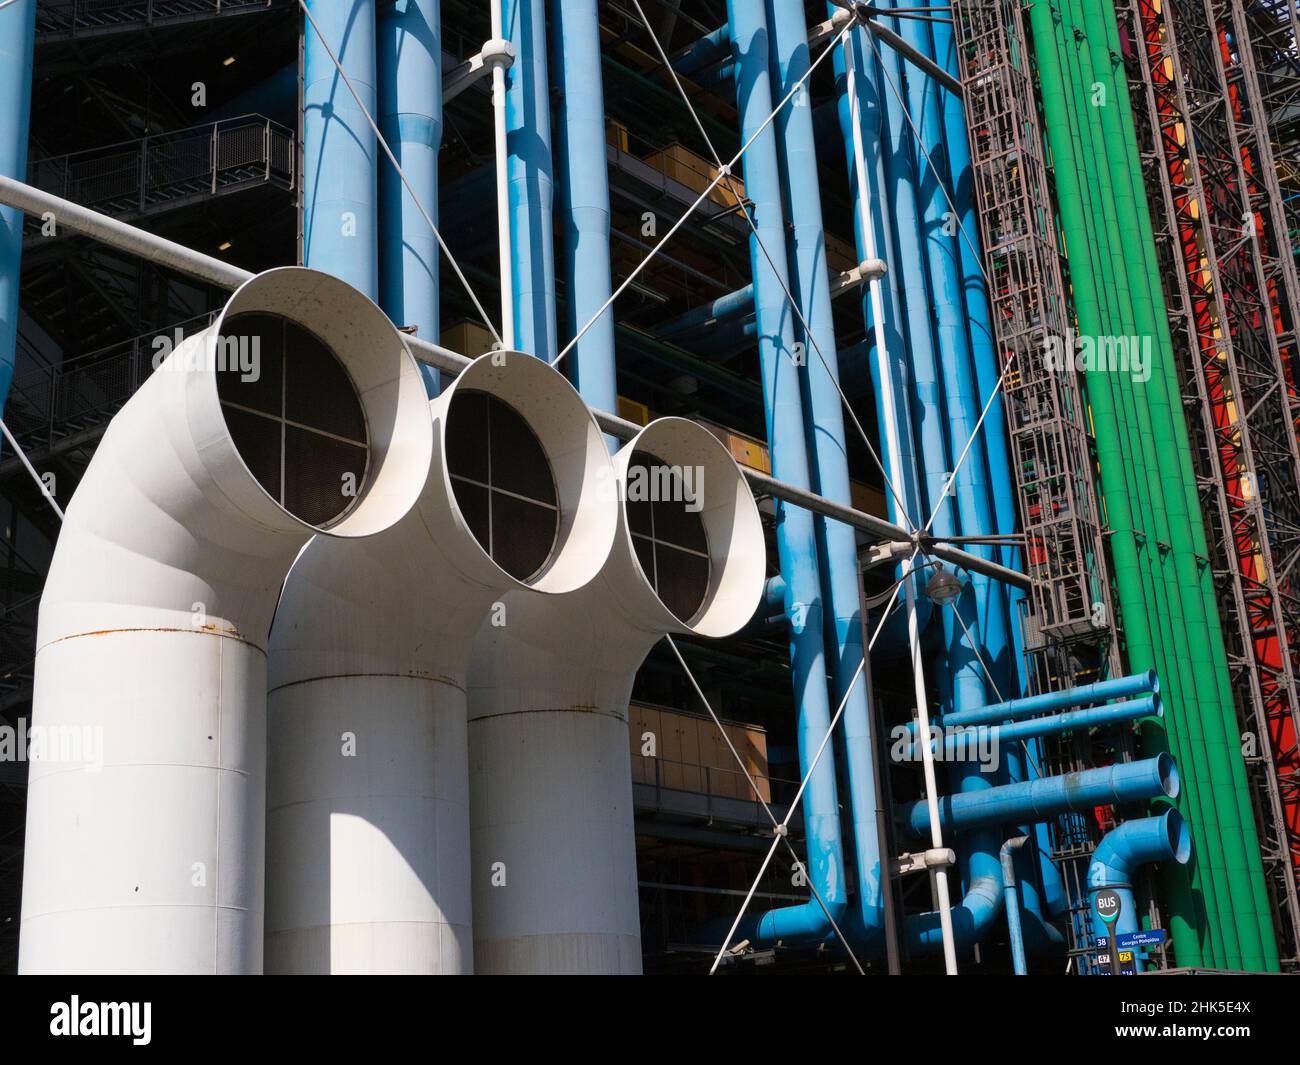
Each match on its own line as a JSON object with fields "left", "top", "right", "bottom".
{"left": 468, "top": 417, "right": 766, "bottom": 974}
{"left": 18, "top": 268, "right": 433, "bottom": 974}
{"left": 265, "top": 351, "right": 617, "bottom": 973}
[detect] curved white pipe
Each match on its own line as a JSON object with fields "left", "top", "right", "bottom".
{"left": 265, "top": 351, "right": 617, "bottom": 973}
{"left": 468, "top": 416, "right": 765, "bottom": 974}
{"left": 18, "top": 267, "right": 433, "bottom": 974}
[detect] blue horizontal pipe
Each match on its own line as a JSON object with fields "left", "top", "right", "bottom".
{"left": 674, "top": 24, "right": 730, "bottom": 76}
{"left": 903, "top": 754, "right": 1180, "bottom": 836}
{"left": 908, "top": 671, "right": 1159, "bottom": 732}
{"left": 1089, "top": 811, "right": 1192, "bottom": 973}
{"left": 658, "top": 284, "right": 755, "bottom": 338}
{"left": 899, "top": 695, "right": 1160, "bottom": 761}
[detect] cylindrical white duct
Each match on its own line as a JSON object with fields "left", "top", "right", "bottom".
{"left": 468, "top": 417, "right": 766, "bottom": 974}
{"left": 18, "top": 268, "right": 433, "bottom": 974}
{"left": 265, "top": 352, "right": 617, "bottom": 973}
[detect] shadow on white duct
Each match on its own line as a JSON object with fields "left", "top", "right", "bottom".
{"left": 18, "top": 268, "right": 434, "bottom": 974}
{"left": 264, "top": 351, "right": 618, "bottom": 974}
{"left": 468, "top": 416, "right": 766, "bottom": 974}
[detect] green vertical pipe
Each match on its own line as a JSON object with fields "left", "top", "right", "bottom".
{"left": 1090, "top": 0, "right": 1279, "bottom": 970}
{"left": 1071, "top": 0, "right": 1273, "bottom": 969}
{"left": 1058, "top": 0, "right": 1236, "bottom": 966}
{"left": 1025, "top": 0, "right": 1206, "bottom": 965}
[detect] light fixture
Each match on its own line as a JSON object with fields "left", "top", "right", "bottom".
{"left": 926, "top": 564, "right": 964, "bottom": 606}
{"left": 218, "top": 241, "right": 232, "bottom": 252}
{"left": 222, "top": 56, "right": 236, "bottom": 66}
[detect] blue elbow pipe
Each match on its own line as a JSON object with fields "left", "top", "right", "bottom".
{"left": 768, "top": 0, "right": 884, "bottom": 947}
{"left": 378, "top": 0, "right": 441, "bottom": 395}
{"left": 502, "top": 0, "right": 558, "bottom": 360}
{"left": 1089, "top": 811, "right": 1192, "bottom": 972}
{"left": 724, "top": 0, "right": 848, "bottom": 944}
{"left": 904, "top": 754, "right": 1180, "bottom": 836}
{"left": 304, "top": 0, "right": 379, "bottom": 297}
{"left": 554, "top": 0, "right": 618, "bottom": 433}
{"left": 0, "top": 0, "right": 35, "bottom": 419}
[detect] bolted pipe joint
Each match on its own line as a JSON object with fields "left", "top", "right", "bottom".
{"left": 19, "top": 268, "right": 434, "bottom": 974}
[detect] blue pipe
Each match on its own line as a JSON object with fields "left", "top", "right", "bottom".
{"left": 828, "top": 14, "right": 932, "bottom": 655}
{"left": 724, "top": 0, "right": 848, "bottom": 943}
{"left": 927, "top": 0, "right": 1026, "bottom": 682}
{"left": 768, "top": 0, "right": 883, "bottom": 949}
{"left": 674, "top": 24, "right": 730, "bottom": 77}
{"left": 378, "top": 0, "right": 441, "bottom": 395}
{"left": 0, "top": 0, "right": 35, "bottom": 419}
{"left": 900, "top": 695, "right": 1161, "bottom": 761}
{"left": 1001, "top": 836, "right": 1030, "bottom": 974}
{"left": 304, "top": 0, "right": 379, "bottom": 296}
{"left": 868, "top": 4, "right": 1007, "bottom": 952}
{"left": 658, "top": 283, "right": 756, "bottom": 339}
{"left": 904, "top": 754, "right": 1180, "bottom": 836}
{"left": 554, "top": 0, "right": 618, "bottom": 433}
{"left": 1089, "top": 811, "right": 1193, "bottom": 972}
{"left": 502, "top": 0, "right": 557, "bottom": 360}
{"left": 909, "top": 671, "right": 1159, "bottom": 732}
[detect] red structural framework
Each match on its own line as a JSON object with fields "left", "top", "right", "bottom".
{"left": 1120, "top": 0, "right": 1300, "bottom": 968}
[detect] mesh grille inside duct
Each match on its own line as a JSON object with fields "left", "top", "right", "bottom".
{"left": 626, "top": 449, "right": 710, "bottom": 624}
{"left": 216, "top": 312, "right": 370, "bottom": 527}
{"left": 446, "top": 389, "right": 559, "bottom": 582}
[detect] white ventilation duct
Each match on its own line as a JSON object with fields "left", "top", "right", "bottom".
{"left": 264, "top": 352, "right": 617, "bottom": 974}
{"left": 468, "top": 417, "right": 766, "bottom": 974}
{"left": 18, "top": 267, "right": 433, "bottom": 974}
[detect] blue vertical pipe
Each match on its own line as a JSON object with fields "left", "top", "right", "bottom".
{"left": 0, "top": 0, "right": 36, "bottom": 416}
{"left": 378, "top": 0, "right": 441, "bottom": 395}
{"left": 553, "top": 0, "right": 619, "bottom": 430}
{"left": 917, "top": 10, "right": 1058, "bottom": 922}
{"left": 828, "top": 14, "right": 931, "bottom": 655}
{"left": 304, "top": 0, "right": 379, "bottom": 296}
{"left": 866, "top": 8, "right": 1001, "bottom": 951}
{"left": 501, "top": 0, "right": 557, "bottom": 360}
{"left": 767, "top": 0, "right": 883, "bottom": 947}
{"left": 1089, "top": 811, "right": 1192, "bottom": 972}
{"left": 724, "top": 0, "right": 848, "bottom": 943}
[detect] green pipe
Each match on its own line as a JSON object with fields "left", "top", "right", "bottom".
{"left": 1025, "top": 0, "right": 1207, "bottom": 965}
{"left": 1058, "top": 0, "right": 1234, "bottom": 966}
{"left": 1090, "top": 0, "right": 1279, "bottom": 970}
{"left": 1073, "top": 0, "right": 1273, "bottom": 969}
